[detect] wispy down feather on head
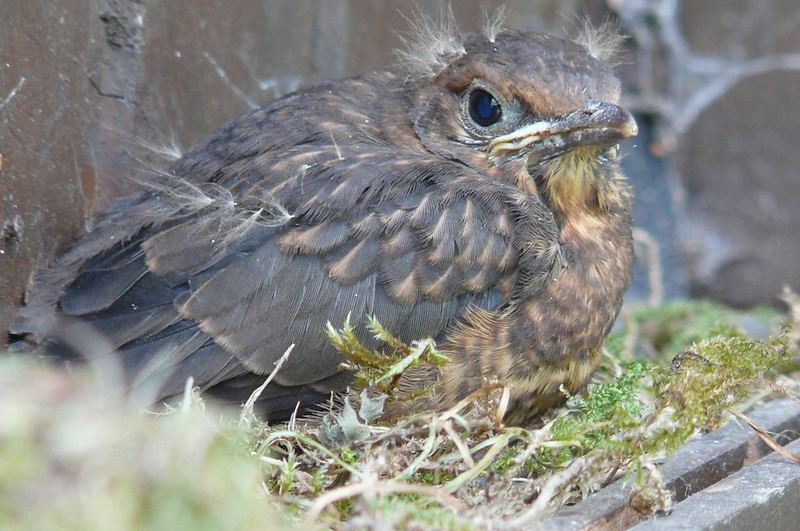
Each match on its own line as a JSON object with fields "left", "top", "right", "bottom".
{"left": 396, "top": 4, "right": 465, "bottom": 78}
{"left": 571, "top": 17, "right": 627, "bottom": 67}
{"left": 482, "top": 5, "right": 507, "bottom": 43}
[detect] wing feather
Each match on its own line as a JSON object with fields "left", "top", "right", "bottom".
{"left": 21, "top": 96, "right": 561, "bottom": 414}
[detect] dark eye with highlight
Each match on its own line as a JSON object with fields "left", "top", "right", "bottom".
{"left": 468, "top": 89, "right": 502, "bottom": 127}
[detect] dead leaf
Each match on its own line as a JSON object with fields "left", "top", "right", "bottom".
{"left": 730, "top": 409, "right": 800, "bottom": 464}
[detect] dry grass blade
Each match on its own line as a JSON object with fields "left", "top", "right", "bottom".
{"left": 504, "top": 453, "right": 601, "bottom": 528}
{"left": 442, "top": 420, "right": 474, "bottom": 468}
{"left": 439, "top": 382, "right": 507, "bottom": 423}
{"left": 496, "top": 384, "right": 511, "bottom": 426}
{"left": 444, "top": 429, "right": 525, "bottom": 493}
{"left": 240, "top": 344, "right": 294, "bottom": 426}
{"left": 304, "top": 479, "right": 465, "bottom": 525}
{"left": 730, "top": 409, "right": 800, "bottom": 464}
{"left": 396, "top": 420, "right": 441, "bottom": 481}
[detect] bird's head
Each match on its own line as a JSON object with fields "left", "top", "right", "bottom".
{"left": 410, "top": 27, "right": 637, "bottom": 214}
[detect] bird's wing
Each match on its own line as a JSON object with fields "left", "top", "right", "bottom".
{"left": 20, "top": 142, "right": 561, "bottom": 406}
{"left": 169, "top": 146, "right": 561, "bottom": 384}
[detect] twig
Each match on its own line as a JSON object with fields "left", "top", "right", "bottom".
{"left": 240, "top": 344, "right": 294, "bottom": 425}
{"left": 611, "top": 0, "right": 800, "bottom": 152}
{"left": 443, "top": 420, "right": 475, "bottom": 468}
{"left": 670, "top": 350, "right": 712, "bottom": 371}
{"left": 730, "top": 409, "right": 800, "bottom": 464}
{"left": 633, "top": 228, "right": 663, "bottom": 307}
{"left": 513, "top": 416, "right": 559, "bottom": 466}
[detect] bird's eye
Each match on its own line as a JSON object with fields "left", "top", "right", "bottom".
{"left": 468, "top": 89, "right": 502, "bottom": 127}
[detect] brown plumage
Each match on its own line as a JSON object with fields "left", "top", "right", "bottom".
{"left": 10, "top": 23, "right": 637, "bottom": 424}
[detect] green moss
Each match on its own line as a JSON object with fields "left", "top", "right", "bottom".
{"left": 334, "top": 498, "right": 354, "bottom": 518}
{"left": 340, "top": 446, "right": 359, "bottom": 464}
{"left": 524, "top": 329, "right": 792, "bottom": 477}
{"left": 327, "top": 315, "right": 449, "bottom": 396}
{"left": 0, "top": 360, "right": 289, "bottom": 531}
{"left": 579, "top": 360, "right": 649, "bottom": 423}
{"left": 367, "top": 496, "right": 475, "bottom": 530}
{"left": 525, "top": 360, "right": 649, "bottom": 470}
{"left": 416, "top": 470, "right": 456, "bottom": 485}
{"left": 650, "top": 332, "right": 792, "bottom": 451}
{"left": 492, "top": 445, "right": 522, "bottom": 473}
{"left": 606, "top": 300, "right": 778, "bottom": 363}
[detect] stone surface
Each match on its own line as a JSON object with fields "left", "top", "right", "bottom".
{"left": 633, "top": 436, "right": 800, "bottom": 530}
{"left": 1, "top": 1, "right": 102, "bottom": 337}
{"left": 541, "top": 399, "right": 800, "bottom": 530}
{"left": 661, "top": 0, "right": 800, "bottom": 307}
{"left": 682, "top": 0, "right": 800, "bottom": 59}
{"left": 678, "top": 70, "right": 800, "bottom": 307}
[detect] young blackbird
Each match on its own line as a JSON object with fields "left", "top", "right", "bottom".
{"left": 11, "top": 21, "right": 637, "bottom": 424}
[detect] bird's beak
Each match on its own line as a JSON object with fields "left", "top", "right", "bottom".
{"left": 488, "top": 102, "right": 638, "bottom": 158}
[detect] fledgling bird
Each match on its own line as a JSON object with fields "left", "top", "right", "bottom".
{"left": 11, "top": 17, "right": 637, "bottom": 424}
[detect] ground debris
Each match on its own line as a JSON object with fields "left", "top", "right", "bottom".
{"left": 0, "top": 301, "right": 796, "bottom": 530}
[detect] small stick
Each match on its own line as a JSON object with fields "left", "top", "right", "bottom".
{"left": 438, "top": 382, "right": 507, "bottom": 422}
{"left": 504, "top": 453, "right": 600, "bottom": 528}
{"left": 633, "top": 228, "right": 664, "bottom": 307}
{"left": 443, "top": 420, "right": 475, "bottom": 468}
{"left": 730, "top": 409, "right": 800, "bottom": 464}
{"left": 241, "top": 344, "right": 295, "bottom": 424}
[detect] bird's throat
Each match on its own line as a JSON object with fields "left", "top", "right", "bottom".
{"left": 541, "top": 147, "right": 603, "bottom": 215}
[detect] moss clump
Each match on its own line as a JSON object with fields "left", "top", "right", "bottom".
{"left": 530, "top": 360, "right": 650, "bottom": 472}
{"left": 652, "top": 332, "right": 793, "bottom": 450}
{"left": 529, "top": 331, "right": 791, "bottom": 476}
{"left": 0, "top": 359, "right": 288, "bottom": 531}
{"left": 607, "top": 300, "right": 778, "bottom": 363}
{"left": 327, "top": 315, "right": 448, "bottom": 395}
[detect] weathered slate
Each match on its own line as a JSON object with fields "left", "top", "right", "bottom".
{"left": 541, "top": 399, "right": 800, "bottom": 530}
{"left": 633, "top": 437, "right": 800, "bottom": 530}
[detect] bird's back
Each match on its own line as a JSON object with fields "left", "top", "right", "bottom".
{"left": 11, "top": 70, "right": 518, "bottom": 417}
{"left": 11, "top": 27, "right": 637, "bottom": 424}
